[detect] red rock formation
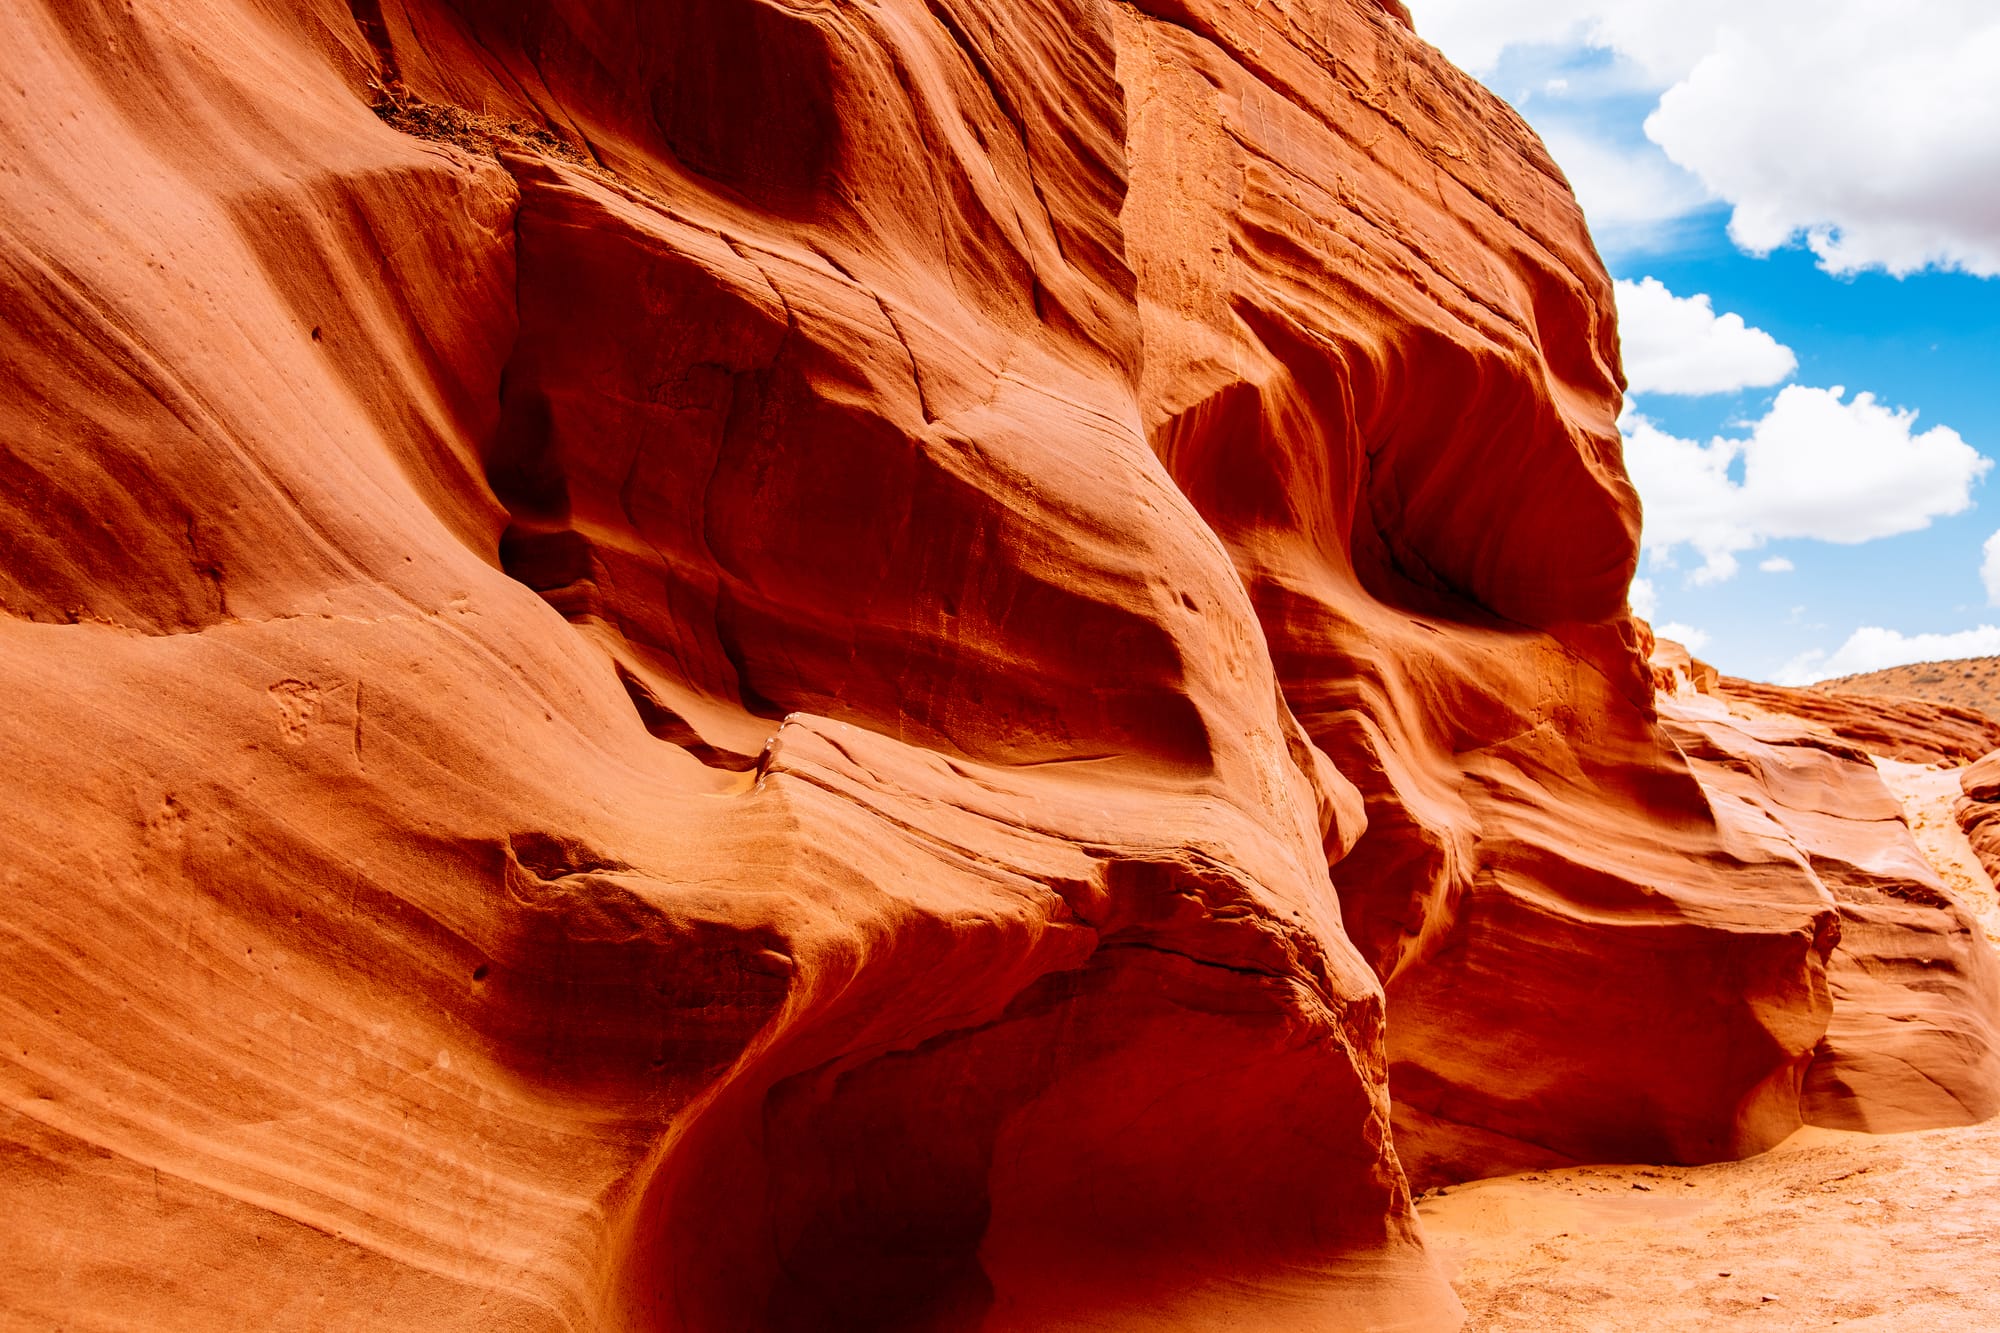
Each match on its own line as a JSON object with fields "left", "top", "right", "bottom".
{"left": 1646, "top": 639, "right": 2000, "bottom": 1131}
{"left": 1957, "top": 751, "right": 2000, "bottom": 887}
{"left": 1114, "top": 3, "right": 1848, "bottom": 1193}
{"left": 0, "top": 0, "right": 1456, "bottom": 1325}
{"left": 1649, "top": 632, "right": 1721, "bottom": 696}
{"left": 1717, "top": 675, "right": 2000, "bottom": 767}
{"left": 1660, "top": 695, "right": 2000, "bottom": 1132}
{"left": 2, "top": 0, "right": 1996, "bottom": 1329}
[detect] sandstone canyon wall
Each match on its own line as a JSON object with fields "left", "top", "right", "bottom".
{"left": 1652, "top": 657, "right": 2000, "bottom": 1136}
{"left": 1, "top": 1, "right": 1996, "bottom": 1329}
{"left": 1960, "top": 753, "right": 2000, "bottom": 887}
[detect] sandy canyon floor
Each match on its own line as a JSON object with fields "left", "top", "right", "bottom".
{"left": 1423, "top": 754, "right": 2000, "bottom": 1332}
{"left": 1421, "top": 1117, "right": 2000, "bottom": 1331}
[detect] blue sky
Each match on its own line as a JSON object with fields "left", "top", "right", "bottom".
{"left": 1628, "top": 230, "right": 2000, "bottom": 680}
{"left": 1405, "top": 4, "right": 2000, "bottom": 683}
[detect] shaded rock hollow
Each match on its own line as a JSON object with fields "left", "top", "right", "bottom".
{"left": 0, "top": 1, "right": 1995, "bottom": 1330}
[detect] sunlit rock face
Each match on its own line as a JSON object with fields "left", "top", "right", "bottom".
{"left": 1658, "top": 686, "right": 2000, "bottom": 1137}
{"left": 1716, "top": 675, "right": 2000, "bottom": 768}
{"left": 1, "top": 0, "right": 1992, "bottom": 1328}
{"left": 1960, "top": 752, "right": 2000, "bottom": 887}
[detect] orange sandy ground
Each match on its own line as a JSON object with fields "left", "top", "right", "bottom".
{"left": 1421, "top": 1118, "right": 2000, "bottom": 1331}
{"left": 1422, "top": 757, "right": 2000, "bottom": 1332}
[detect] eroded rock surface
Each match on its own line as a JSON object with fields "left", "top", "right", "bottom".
{"left": 1662, "top": 697, "right": 2000, "bottom": 1132}
{"left": 1717, "top": 675, "right": 2000, "bottom": 767}
{"left": 1956, "top": 751, "right": 2000, "bottom": 888}
{"left": 1, "top": 2, "right": 1995, "bottom": 1329}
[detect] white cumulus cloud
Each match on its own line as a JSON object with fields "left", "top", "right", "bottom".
{"left": 1624, "top": 386, "right": 1989, "bottom": 584}
{"left": 1647, "top": 8, "right": 2000, "bottom": 275}
{"left": 1775, "top": 626, "right": 2000, "bottom": 686}
{"left": 1533, "top": 127, "right": 1711, "bottom": 250}
{"left": 1615, "top": 278, "right": 1795, "bottom": 396}
{"left": 1407, "top": 0, "right": 1736, "bottom": 81}
{"left": 1628, "top": 575, "right": 1658, "bottom": 619}
{"left": 1654, "top": 621, "right": 1711, "bottom": 653}
{"left": 1407, "top": 1, "right": 2000, "bottom": 276}
{"left": 1404, "top": 0, "right": 1604, "bottom": 76}
{"left": 1758, "top": 556, "right": 1794, "bottom": 573}
{"left": 1982, "top": 531, "right": 2000, "bottom": 606}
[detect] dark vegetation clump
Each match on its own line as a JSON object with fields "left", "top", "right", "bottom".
{"left": 370, "top": 89, "right": 589, "bottom": 166}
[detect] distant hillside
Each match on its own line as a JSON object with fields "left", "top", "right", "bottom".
{"left": 1815, "top": 657, "right": 2000, "bottom": 721}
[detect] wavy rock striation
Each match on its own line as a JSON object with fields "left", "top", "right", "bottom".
{"left": 1957, "top": 752, "right": 2000, "bottom": 888}
{"left": 1717, "top": 675, "right": 2000, "bottom": 767}
{"left": 1, "top": 1, "right": 1996, "bottom": 1329}
{"left": 1660, "top": 694, "right": 2000, "bottom": 1133}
